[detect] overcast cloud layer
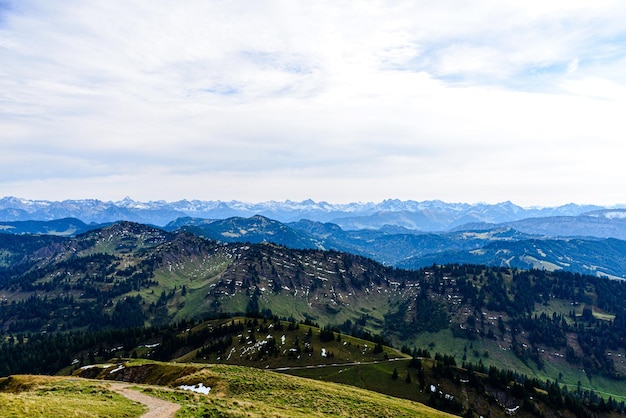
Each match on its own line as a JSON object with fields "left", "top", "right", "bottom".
{"left": 2, "top": 1, "right": 626, "bottom": 206}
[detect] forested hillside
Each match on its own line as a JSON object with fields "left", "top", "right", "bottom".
{"left": 2, "top": 221, "right": 626, "bottom": 414}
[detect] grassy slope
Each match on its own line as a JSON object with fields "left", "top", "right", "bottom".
{"left": 286, "top": 359, "right": 421, "bottom": 402}
{"left": 0, "top": 375, "right": 145, "bottom": 418}
{"left": 171, "top": 317, "right": 408, "bottom": 369}
{"left": 402, "top": 324, "right": 626, "bottom": 403}
{"left": 284, "top": 357, "right": 626, "bottom": 417}
{"left": 74, "top": 360, "right": 455, "bottom": 418}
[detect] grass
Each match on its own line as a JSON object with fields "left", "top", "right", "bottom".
{"left": 538, "top": 358, "right": 626, "bottom": 403}
{"left": 123, "top": 254, "right": 232, "bottom": 319}
{"left": 592, "top": 309, "right": 616, "bottom": 321}
{"left": 0, "top": 375, "right": 146, "bottom": 417}
{"left": 532, "top": 299, "right": 576, "bottom": 321}
{"left": 172, "top": 317, "right": 408, "bottom": 369}
{"left": 172, "top": 278, "right": 222, "bottom": 321}
{"left": 402, "top": 327, "right": 626, "bottom": 405}
{"left": 284, "top": 359, "right": 423, "bottom": 402}
{"left": 95, "top": 360, "right": 455, "bottom": 418}
{"left": 283, "top": 354, "right": 626, "bottom": 416}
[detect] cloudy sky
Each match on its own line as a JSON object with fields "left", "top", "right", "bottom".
{"left": 2, "top": 1, "right": 626, "bottom": 206}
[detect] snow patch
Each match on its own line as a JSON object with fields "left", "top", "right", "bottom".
{"left": 179, "top": 383, "right": 211, "bottom": 395}
{"left": 603, "top": 211, "right": 626, "bottom": 219}
{"left": 109, "top": 365, "right": 125, "bottom": 374}
{"left": 142, "top": 343, "right": 160, "bottom": 348}
{"left": 79, "top": 364, "right": 113, "bottom": 370}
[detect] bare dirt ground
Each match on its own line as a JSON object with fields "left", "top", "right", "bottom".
{"left": 108, "top": 382, "right": 181, "bottom": 418}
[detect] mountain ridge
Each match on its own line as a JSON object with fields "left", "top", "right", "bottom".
{"left": 5, "top": 212, "right": 626, "bottom": 278}
{"left": 0, "top": 196, "right": 612, "bottom": 228}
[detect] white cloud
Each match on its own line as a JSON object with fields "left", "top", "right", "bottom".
{"left": 1, "top": 1, "right": 626, "bottom": 206}
{"left": 567, "top": 58, "right": 579, "bottom": 74}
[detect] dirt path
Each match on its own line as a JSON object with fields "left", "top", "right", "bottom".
{"left": 271, "top": 356, "right": 406, "bottom": 372}
{"left": 108, "top": 382, "right": 181, "bottom": 418}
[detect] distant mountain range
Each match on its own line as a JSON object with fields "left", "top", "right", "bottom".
{"left": 0, "top": 196, "right": 613, "bottom": 228}
{"left": 3, "top": 197, "right": 626, "bottom": 279}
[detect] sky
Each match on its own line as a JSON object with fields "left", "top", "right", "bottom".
{"left": 2, "top": 1, "right": 626, "bottom": 207}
